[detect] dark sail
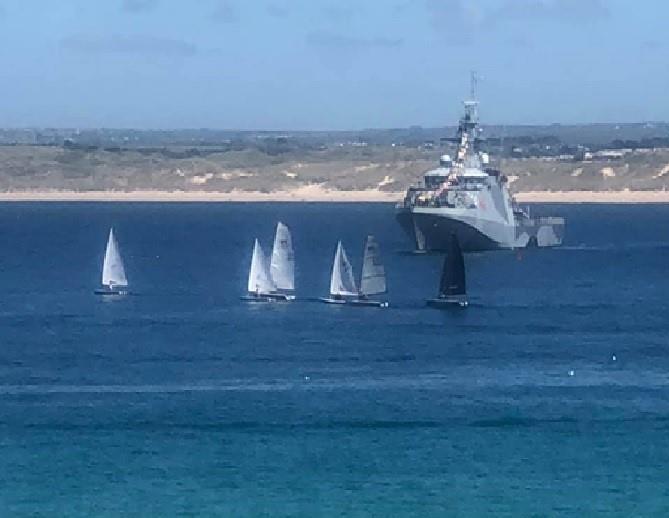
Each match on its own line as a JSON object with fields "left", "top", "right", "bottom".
{"left": 439, "top": 234, "right": 466, "bottom": 296}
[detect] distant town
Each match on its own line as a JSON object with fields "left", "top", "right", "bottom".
{"left": 2, "top": 121, "right": 669, "bottom": 157}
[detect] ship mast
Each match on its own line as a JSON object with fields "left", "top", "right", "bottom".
{"left": 455, "top": 72, "right": 480, "bottom": 165}
{"left": 464, "top": 71, "right": 479, "bottom": 138}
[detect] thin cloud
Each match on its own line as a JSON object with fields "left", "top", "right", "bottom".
{"left": 61, "top": 34, "right": 197, "bottom": 57}
{"left": 322, "top": 5, "right": 356, "bottom": 22}
{"left": 266, "top": 2, "right": 290, "bottom": 18}
{"left": 641, "top": 40, "right": 661, "bottom": 51}
{"left": 424, "top": 0, "right": 610, "bottom": 42}
{"left": 493, "top": 0, "right": 610, "bottom": 23}
{"left": 424, "top": 0, "right": 482, "bottom": 45}
{"left": 307, "top": 32, "right": 403, "bottom": 50}
{"left": 211, "top": 1, "right": 238, "bottom": 23}
{"left": 121, "top": 0, "right": 160, "bottom": 13}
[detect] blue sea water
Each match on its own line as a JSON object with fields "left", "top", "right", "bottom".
{"left": 1, "top": 202, "right": 669, "bottom": 516}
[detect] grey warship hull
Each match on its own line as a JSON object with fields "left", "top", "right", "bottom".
{"left": 396, "top": 206, "right": 565, "bottom": 252}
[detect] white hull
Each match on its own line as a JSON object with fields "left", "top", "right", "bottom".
{"left": 94, "top": 287, "right": 129, "bottom": 296}
{"left": 242, "top": 292, "right": 295, "bottom": 302}
{"left": 320, "top": 297, "right": 388, "bottom": 308}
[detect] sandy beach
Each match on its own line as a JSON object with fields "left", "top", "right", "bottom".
{"left": 514, "top": 190, "right": 669, "bottom": 203}
{"left": 0, "top": 187, "right": 669, "bottom": 203}
{"left": 0, "top": 185, "right": 401, "bottom": 203}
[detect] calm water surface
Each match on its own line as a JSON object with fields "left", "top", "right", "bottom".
{"left": 1, "top": 202, "right": 669, "bottom": 516}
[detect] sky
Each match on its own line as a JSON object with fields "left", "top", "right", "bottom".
{"left": 0, "top": 0, "right": 666, "bottom": 129}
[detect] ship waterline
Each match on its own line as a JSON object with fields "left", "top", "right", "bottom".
{"left": 397, "top": 207, "right": 565, "bottom": 251}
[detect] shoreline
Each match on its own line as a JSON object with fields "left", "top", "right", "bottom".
{"left": 514, "top": 190, "right": 669, "bottom": 203}
{"left": 0, "top": 189, "right": 668, "bottom": 203}
{"left": 0, "top": 187, "right": 401, "bottom": 203}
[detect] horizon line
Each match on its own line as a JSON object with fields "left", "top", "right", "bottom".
{"left": 1, "top": 121, "right": 667, "bottom": 133}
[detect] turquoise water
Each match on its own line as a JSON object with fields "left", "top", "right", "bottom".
{"left": 1, "top": 203, "right": 669, "bottom": 516}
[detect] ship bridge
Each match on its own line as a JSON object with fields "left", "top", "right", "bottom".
{"left": 423, "top": 168, "right": 450, "bottom": 189}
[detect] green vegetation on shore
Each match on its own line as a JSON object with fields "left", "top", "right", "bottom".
{"left": 2, "top": 144, "right": 669, "bottom": 194}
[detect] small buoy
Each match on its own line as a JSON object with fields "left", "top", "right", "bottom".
{"left": 568, "top": 370, "right": 575, "bottom": 377}
{"left": 612, "top": 355, "right": 617, "bottom": 361}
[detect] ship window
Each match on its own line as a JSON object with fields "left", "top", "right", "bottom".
{"left": 425, "top": 175, "right": 447, "bottom": 189}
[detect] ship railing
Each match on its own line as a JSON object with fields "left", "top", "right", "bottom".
{"left": 537, "top": 216, "right": 565, "bottom": 225}
{"left": 519, "top": 216, "right": 566, "bottom": 227}
{"left": 411, "top": 197, "right": 458, "bottom": 209}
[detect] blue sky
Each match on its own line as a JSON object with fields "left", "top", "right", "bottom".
{"left": 0, "top": 0, "right": 665, "bottom": 129}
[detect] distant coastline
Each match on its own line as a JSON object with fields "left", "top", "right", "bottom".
{"left": 1, "top": 188, "right": 669, "bottom": 203}
{"left": 2, "top": 143, "right": 669, "bottom": 200}
{"left": 514, "top": 190, "right": 669, "bottom": 203}
{"left": 0, "top": 186, "right": 400, "bottom": 203}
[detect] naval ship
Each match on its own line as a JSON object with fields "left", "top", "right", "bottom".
{"left": 396, "top": 98, "right": 565, "bottom": 252}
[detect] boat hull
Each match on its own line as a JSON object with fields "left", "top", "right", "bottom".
{"left": 397, "top": 207, "right": 565, "bottom": 252}
{"left": 413, "top": 210, "right": 502, "bottom": 252}
{"left": 319, "top": 297, "right": 388, "bottom": 308}
{"left": 94, "top": 287, "right": 129, "bottom": 295}
{"left": 426, "top": 297, "right": 468, "bottom": 308}
{"left": 241, "top": 292, "right": 295, "bottom": 302}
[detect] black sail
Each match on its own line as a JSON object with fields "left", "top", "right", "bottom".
{"left": 439, "top": 234, "right": 466, "bottom": 297}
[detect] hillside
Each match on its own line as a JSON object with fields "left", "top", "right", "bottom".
{"left": 2, "top": 144, "right": 669, "bottom": 198}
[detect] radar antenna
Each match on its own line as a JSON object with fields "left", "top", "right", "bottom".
{"left": 462, "top": 71, "right": 479, "bottom": 137}
{"left": 470, "top": 70, "right": 478, "bottom": 101}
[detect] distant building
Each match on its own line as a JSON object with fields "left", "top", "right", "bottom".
{"left": 592, "top": 150, "right": 625, "bottom": 160}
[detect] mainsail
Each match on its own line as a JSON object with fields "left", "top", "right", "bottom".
{"left": 360, "top": 235, "right": 386, "bottom": 296}
{"left": 330, "top": 241, "right": 357, "bottom": 296}
{"left": 248, "top": 239, "right": 276, "bottom": 294}
{"left": 440, "top": 233, "right": 466, "bottom": 297}
{"left": 270, "top": 222, "right": 295, "bottom": 291}
{"left": 102, "top": 228, "right": 128, "bottom": 288}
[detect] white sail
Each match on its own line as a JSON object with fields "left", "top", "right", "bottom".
{"left": 329, "top": 241, "right": 357, "bottom": 296}
{"left": 360, "top": 235, "right": 386, "bottom": 296}
{"left": 270, "top": 222, "right": 294, "bottom": 291}
{"left": 102, "top": 228, "right": 128, "bottom": 288}
{"left": 247, "top": 239, "right": 276, "bottom": 294}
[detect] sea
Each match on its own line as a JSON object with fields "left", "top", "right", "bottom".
{"left": 1, "top": 202, "right": 669, "bottom": 516}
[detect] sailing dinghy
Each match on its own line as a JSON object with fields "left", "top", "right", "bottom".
{"left": 270, "top": 222, "right": 295, "bottom": 297}
{"left": 243, "top": 222, "right": 295, "bottom": 302}
{"left": 427, "top": 233, "right": 468, "bottom": 308}
{"left": 95, "top": 228, "right": 129, "bottom": 295}
{"left": 320, "top": 236, "right": 389, "bottom": 307}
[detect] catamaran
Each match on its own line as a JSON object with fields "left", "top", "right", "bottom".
{"left": 243, "top": 222, "right": 295, "bottom": 302}
{"left": 95, "top": 227, "right": 129, "bottom": 295}
{"left": 427, "top": 233, "right": 468, "bottom": 308}
{"left": 320, "top": 236, "right": 389, "bottom": 308}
